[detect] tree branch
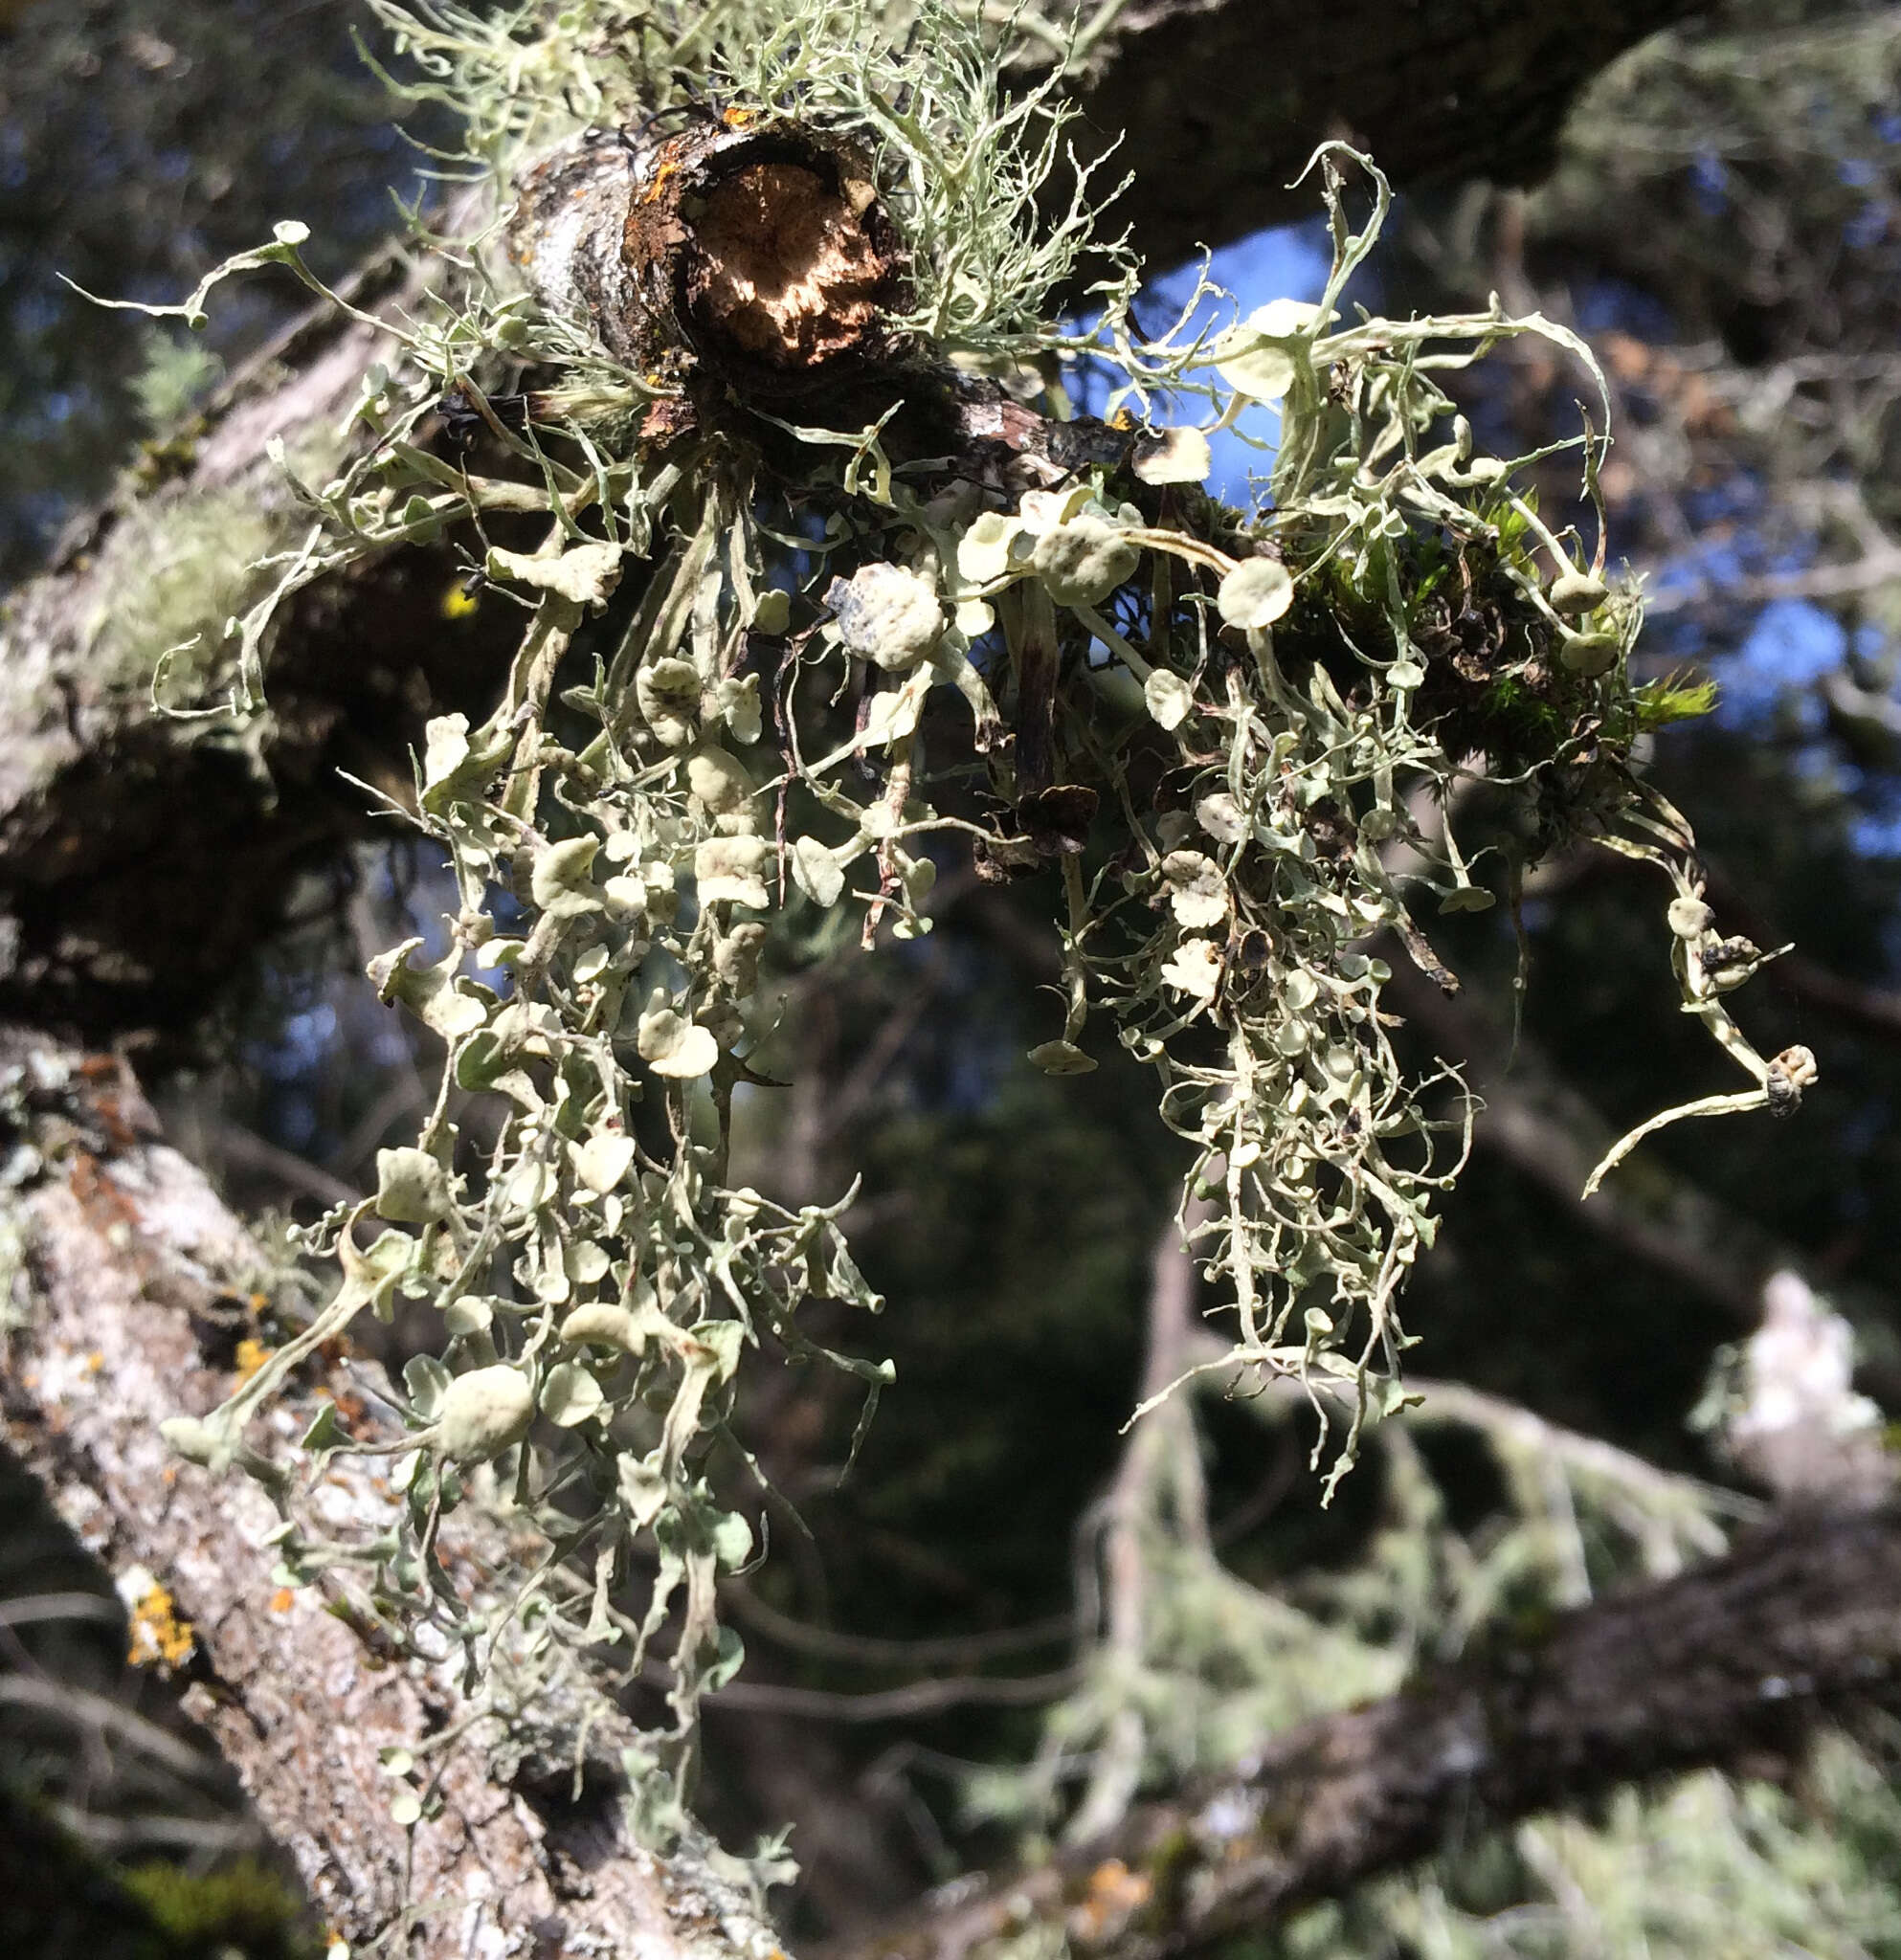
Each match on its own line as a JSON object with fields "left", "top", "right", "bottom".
{"left": 1060, "top": 0, "right": 1701, "bottom": 273}
{"left": 0, "top": 251, "right": 522, "bottom": 1048}
{"left": 843, "top": 1499, "right": 1901, "bottom": 1960}
{"left": 0, "top": 1029, "right": 779, "bottom": 1960}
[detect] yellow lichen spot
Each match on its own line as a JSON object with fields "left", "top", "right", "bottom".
{"left": 440, "top": 582, "right": 481, "bottom": 622}
{"left": 723, "top": 105, "right": 757, "bottom": 127}
{"left": 1092, "top": 1860, "right": 1149, "bottom": 1904}
{"left": 1109, "top": 406, "right": 1136, "bottom": 432}
{"left": 84, "top": 1351, "right": 104, "bottom": 1374}
{"left": 1068, "top": 1859, "right": 1152, "bottom": 1942}
{"left": 234, "top": 1336, "right": 272, "bottom": 1387}
{"left": 127, "top": 1581, "right": 195, "bottom": 1671}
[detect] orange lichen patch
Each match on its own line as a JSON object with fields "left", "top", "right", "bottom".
{"left": 684, "top": 158, "right": 889, "bottom": 370}
{"left": 83, "top": 1351, "right": 104, "bottom": 1374}
{"left": 126, "top": 1581, "right": 195, "bottom": 1671}
{"left": 234, "top": 1336, "right": 273, "bottom": 1387}
{"left": 67, "top": 1147, "right": 143, "bottom": 1240}
{"left": 270, "top": 1587, "right": 295, "bottom": 1614}
{"left": 1066, "top": 1860, "right": 1152, "bottom": 1943}
{"left": 76, "top": 1052, "right": 161, "bottom": 1154}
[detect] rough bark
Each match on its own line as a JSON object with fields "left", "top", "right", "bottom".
{"left": 0, "top": 255, "right": 524, "bottom": 1051}
{"left": 844, "top": 1502, "right": 1901, "bottom": 1960}
{"left": 0, "top": 1029, "right": 784, "bottom": 1960}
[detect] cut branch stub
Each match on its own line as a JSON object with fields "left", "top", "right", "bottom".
{"left": 511, "top": 118, "right": 905, "bottom": 401}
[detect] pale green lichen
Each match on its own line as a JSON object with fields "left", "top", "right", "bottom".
{"left": 110, "top": 0, "right": 1804, "bottom": 1871}
{"left": 89, "top": 493, "right": 282, "bottom": 704}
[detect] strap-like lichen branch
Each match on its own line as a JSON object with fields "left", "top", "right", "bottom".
{"left": 78, "top": 0, "right": 1812, "bottom": 1878}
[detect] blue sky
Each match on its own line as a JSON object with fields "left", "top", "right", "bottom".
{"left": 1142, "top": 222, "right": 1332, "bottom": 505}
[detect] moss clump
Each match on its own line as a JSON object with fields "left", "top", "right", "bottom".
{"left": 121, "top": 1855, "right": 317, "bottom": 1960}
{"left": 90, "top": 492, "right": 284, "bottom": 707}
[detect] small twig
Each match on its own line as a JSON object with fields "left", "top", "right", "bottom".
{"left": 706, "top": 1663, "right": 1085, "bottom": 1723}
{"left": 723, "top": 1584, "right": 1074, "bottom": 1668}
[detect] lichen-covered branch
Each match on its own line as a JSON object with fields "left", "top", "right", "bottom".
{"left": 842, "top": 1501, "right": 1901, "bottom": 1960}
{"left": 0, "top": 0, "right": 1697, "bottom": 1043}
{"left": 0, "top": 4, "right": 1836, "bottom": 1946}
{"left": 0, "top": 1030, "right": 781, "bottom": 1960}
{"left": 0, "top": 243, "right": 521, "bottom": 1048}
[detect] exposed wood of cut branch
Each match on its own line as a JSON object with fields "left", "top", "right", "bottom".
{"left": 840, "top": 1499, "right": 1901, "bottom": 1960}
{"left": 0, "top": 1030, "right": 782, "bottom": 1960}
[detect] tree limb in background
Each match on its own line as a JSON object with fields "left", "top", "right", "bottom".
{"left": 0, "top": 237, "right": 523, "bottom": 1048}
{"left": 843, "top": 1500, "right": 1901, "bottom": 1960}
{"left": 1058, "top": 0, "right": 1701, "bottom": 275}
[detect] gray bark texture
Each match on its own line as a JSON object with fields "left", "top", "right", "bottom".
{"left": 0, "top": 1029, "right": 787, "bottom": 1960}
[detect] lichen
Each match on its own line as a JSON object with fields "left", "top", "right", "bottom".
{"left": 108, "top": 0, "right": 1802, "bottom": 1877}
{"left": 89, "top": 491, "right": 283, "bottom": 704}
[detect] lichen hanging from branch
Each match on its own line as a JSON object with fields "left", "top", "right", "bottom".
{"left": 113, "top": 0, "right": 1809, "bottom": 1843}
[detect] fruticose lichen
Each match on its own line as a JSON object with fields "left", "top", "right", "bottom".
{"left": 123, "top": 0, "right": 1810, "bottom": 1846}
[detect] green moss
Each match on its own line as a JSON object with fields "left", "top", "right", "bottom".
{"left": 1633, "top": 674, "right": 1720, "bottom": 730}
{"left": 121, "top": 1855, "right": 317, "bottom": 1960}
{"left": 89, "top": 491, "right": 286, "bottom": 706}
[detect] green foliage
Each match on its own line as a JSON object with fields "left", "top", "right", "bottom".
{"left": 128, "top": 330, "right": 225, "bottom": 436}
{"left": 1632, "top": 673, "right": 1719, "bottom": 730}
{"left": 122, "top": 1856, "right": 318, "bottom": 1960}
